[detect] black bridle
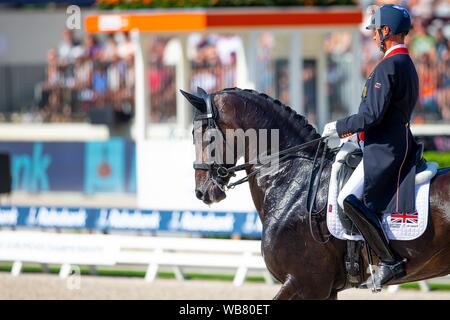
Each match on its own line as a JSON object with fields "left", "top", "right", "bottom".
{"left": 192, "top": 92, "right": 233, "bottom": 192}
{"left": 192, "top": 90, "right": 332, "bottom": 244}
{"left": 192, "top": 92, "right": 329, "bottom": 192}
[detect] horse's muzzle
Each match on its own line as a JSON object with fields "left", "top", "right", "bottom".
{"left": 195, "top": 185, "right": 226, "bottom": 204}
{"left": 195, "top": 189, "right": 205, "bottom": 201}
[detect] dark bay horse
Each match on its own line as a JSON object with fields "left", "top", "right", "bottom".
{"left": 181, "top": 87, "right": 450, "bottom": 300}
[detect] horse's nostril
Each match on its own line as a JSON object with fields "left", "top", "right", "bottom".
{"left": 196, "top": 190, "right": 204, "bottom": 200}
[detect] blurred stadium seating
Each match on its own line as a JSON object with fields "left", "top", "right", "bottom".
{"left": 0, "top": 0, "right": 448, "bottom": 129}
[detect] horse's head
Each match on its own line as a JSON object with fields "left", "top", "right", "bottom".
{"left": 180, "top": 87, "right": 238, "bottom": 205}
{"left": 180, "top": 87, "right": 323, "bottom": 206}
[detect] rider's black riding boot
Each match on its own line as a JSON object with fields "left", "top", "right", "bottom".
{"left": 343, "top": 194, "right": 406, "bottom": 289}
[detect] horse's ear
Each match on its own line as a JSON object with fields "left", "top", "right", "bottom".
{"left": 179, "top": 89, "right": 206, "bottom": 113}
{"left": 197, "top": 87, "right": 208, "bottom": 96}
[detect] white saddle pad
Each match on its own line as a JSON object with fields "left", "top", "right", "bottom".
{"left": 326, "top": 182, "right": 430, "bottom": 241}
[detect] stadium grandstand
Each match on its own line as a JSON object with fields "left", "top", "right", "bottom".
{"left": 0, "top": 0, "right": 448, "bottom": 130}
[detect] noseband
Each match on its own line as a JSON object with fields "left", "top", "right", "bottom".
{"left": 193, "top": 93, "right": 235, "bottom": 192}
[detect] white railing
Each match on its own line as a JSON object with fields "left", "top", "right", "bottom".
{"left": 0, "top": 231, "right": 446, "bottom": 291}
{"left": 0, "top": 231, "right": 273, "bottom": 286}
{"left": 0, "top": 123, "right": 110, "bottom": 142}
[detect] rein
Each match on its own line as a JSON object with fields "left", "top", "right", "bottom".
{"left": 192, "top": 90, "right": 332, "bottom": 245}
{"left": 225, "top": 136, "right": 328, "bottom": 189}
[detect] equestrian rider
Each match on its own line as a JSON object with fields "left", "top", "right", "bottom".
{"left": 322, "top": 4, "right": 420, "bottom": 288}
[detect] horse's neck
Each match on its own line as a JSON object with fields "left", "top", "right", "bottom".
{"left": 233, "top": 103, "right": 323, "bottom": 221}
{"left": 237, "top": 120, "right": 308, "bottom": 170}
{"left": 238, "top": 121, "right": 294, "bottom": 216}
{"left": 238, "top": 119, "right": 306, "bottom": 157}
{"left": 246, "top": 156, "right": 325, "bottom": 223}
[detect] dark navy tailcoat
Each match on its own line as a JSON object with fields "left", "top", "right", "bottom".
{"left": 336, "top": 51, "right": 419, "bottom": 214}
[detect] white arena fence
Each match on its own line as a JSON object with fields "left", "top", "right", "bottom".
{"left": 0, "top": 231, "right": 273, "bottom": 286}
{"left": 0, "top": 231, "right": 447, "bottom": 291}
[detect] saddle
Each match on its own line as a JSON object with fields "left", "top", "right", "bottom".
{"left": 333, "top": 142, "right": 438, "bottom": 287}
{"left": 336, "top": 143, "right": 438, "bottom": 236}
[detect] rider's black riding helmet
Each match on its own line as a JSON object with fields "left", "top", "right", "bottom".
{"left": 366, "top": 4, "right": 412, "bottom": 51}
{"left": 366, "top": 4, "right": 412, "bottom": 34}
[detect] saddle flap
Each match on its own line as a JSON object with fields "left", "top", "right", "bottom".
{"left": 416, "top": 162, "right": 438, "bottom": 185}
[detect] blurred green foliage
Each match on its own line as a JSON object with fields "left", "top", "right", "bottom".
{"left": 424, "top": 151, "right": 450, "bottom": 168}
{"left": 96, "top": 0, "right": 356, "bottom": 10}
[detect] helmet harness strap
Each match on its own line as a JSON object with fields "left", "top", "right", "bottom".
{"left": 374, "top": 9, "right": 390, "bottom": 53}
{"left": 377, "top": 28, "right": 391, "bottom": 52}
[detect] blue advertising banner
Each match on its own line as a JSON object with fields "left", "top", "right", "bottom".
{"left": 0, "top": 139, "right": 136, "bottom": 194}
{"left": 0, "top": 206, "right": 262, "bottom": 238}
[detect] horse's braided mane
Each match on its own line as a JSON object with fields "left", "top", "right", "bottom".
{"left": 220, "top": 87, "right": 320, "bottom": 143}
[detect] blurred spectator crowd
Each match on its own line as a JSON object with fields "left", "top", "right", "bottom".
{"left": 188, "top": 34, "right": 239, "bottom": 93}
{"left": 25, "top": 0, "right": 450, "bottom": 127}
{"left": 35, "top": 29, "right": 135, "bottom": 124}
{"left": 146, "top": 33, "right": 240, "bottom": 123}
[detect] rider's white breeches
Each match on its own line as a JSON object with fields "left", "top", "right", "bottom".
{"left": 337, "top": 159, "right": 364, "bottom": 210}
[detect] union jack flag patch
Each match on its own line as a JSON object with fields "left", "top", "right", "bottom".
{"left": 390, "top": 211, "right": 419, "bottom": 225}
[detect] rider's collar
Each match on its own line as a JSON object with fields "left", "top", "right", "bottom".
{"left": 384, "top": 44, "right": 408, "bottom": 59}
